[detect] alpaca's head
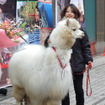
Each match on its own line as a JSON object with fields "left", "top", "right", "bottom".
{"left": 49, "top": 18, "right": 84, "bottom": 49}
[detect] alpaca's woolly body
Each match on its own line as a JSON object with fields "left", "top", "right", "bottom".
{"left": 9, "top": 45, "right": 72, "bottom": 100}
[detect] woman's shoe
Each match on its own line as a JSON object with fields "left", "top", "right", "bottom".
{"left": 0, "top": 88, "right": 7, "bottom": 96}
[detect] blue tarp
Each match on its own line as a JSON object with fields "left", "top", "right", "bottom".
{"left": 28, "top": 29, "right": 40, "bottom": 45}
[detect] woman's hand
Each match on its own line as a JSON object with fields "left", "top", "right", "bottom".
{"left": 47, "top": 39, "right": 50, "bottom": 44}
{"left": 88, "top": 61, "right": 93, "bottom": 69}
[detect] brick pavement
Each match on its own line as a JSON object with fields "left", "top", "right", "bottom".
{"left": 0, "top": 55, "right": 105, "bottom": 105}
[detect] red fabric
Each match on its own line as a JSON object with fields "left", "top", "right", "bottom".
{"left": 0, "top": 29, "right": 19, "bottom": 48}
{"left": 1, "top": 54, "right": 11, "bottom": 69}
{"left": 1, "top": 63, "right": 9, "bottom": 69}
{"left": 52, "top": 47, "right": 67, "bottom": 70}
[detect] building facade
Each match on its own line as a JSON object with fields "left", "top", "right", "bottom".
{"left": 0, "top": 0, "right": 105, "bottom": 55}
{"left": 85, "top": 0, "right": 105, "bottom": 55}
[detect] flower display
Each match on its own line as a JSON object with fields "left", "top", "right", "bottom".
{"left": 0, "top": 18, "right": 40, "bottom": 43}
{"left": 0, "top": 19, "right": 27, "bottom": 43}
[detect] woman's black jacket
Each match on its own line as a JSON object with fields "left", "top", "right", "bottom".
{"left": 44, "top": 27, "right": 93, "bottom": 74}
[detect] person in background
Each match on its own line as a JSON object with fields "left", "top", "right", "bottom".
{"left": 0, "top": 53, "right": 7, "bottom": 96}
{"left": 44, "top": 4, "right": 93, "bottom": 105}
{"left": 79, "top": 11, "right": 85, "bottom": 30}
{"left": 0, "top": 8, "right": 5, "bottom": 22}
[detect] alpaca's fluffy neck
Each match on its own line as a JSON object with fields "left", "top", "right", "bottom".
{"left": 52, "top": 47, "right": 71, "bottom": 67}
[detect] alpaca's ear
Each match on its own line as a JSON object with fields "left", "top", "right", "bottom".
{"left": 66, "top": 18, "right": 70, "bottom": 27}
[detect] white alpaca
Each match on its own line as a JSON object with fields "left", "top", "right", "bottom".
{"left": 9, "top": 18, "right": 84, "bottom": 105}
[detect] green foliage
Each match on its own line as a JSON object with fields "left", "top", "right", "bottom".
{"left": 19, "top": 1, "right": 38, "bottom": 25}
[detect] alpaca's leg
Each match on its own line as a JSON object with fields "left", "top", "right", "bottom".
{"left": 13, "top": 85, "right": 25, "bottom": 105}
{"left": 16, "top": 102, "right": 23, "bottom": 105}
{"left": 46, "top": 100, "right": 61, "bottom": 105}
{"left": 29, "top": 98, "right": 43, "bottom": 105}
{"left": 30, "top": 101, "right": 41, "bottom": 105}
{"left": 24, "top": 95, "right": 30, "bottom": 105}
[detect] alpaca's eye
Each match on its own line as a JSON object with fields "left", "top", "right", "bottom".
{"left": 73, "top": 29, "right": 76, "bottom": 31}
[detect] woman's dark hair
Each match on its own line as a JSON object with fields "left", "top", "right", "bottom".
{"left": 60, "top": 4, "right": 81, "bottom": 20}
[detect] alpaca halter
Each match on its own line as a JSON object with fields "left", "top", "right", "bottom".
{"left": 52, "top": 47, "right": 67, "bottom": 70}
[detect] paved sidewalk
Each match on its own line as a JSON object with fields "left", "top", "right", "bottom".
{"left": 0, "top": 55, "right": 105, "bottom": 105}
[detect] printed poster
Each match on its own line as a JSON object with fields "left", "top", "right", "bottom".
{"left": 16, "top": 0, "right": 54, "bottom": 45}
{"left": 38, "top": 0, "right": 53, "bottom": 45}
{"left": 16, "top": 0, "right": 40, "bottom": 45}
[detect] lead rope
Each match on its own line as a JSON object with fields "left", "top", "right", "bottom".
{"left": 73, "top": 64, "right": 92, "bottom": 96}
{"left": 52, "top": 47, "right": 67, "bottom": 69}
{"left": 86, "top": 67, "right": 92, "bottom": 96}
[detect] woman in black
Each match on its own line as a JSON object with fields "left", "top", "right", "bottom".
{"left": 44, "top": 4, "right": 93, "bottom": 105}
